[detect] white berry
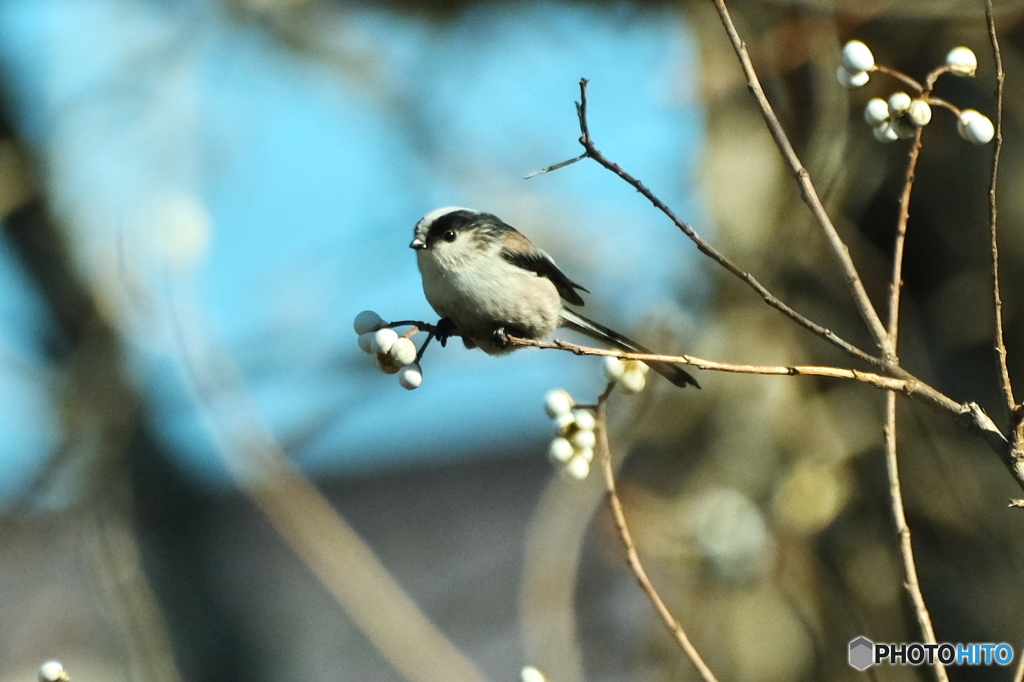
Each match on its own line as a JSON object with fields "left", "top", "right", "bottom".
{"left": 572, "top": 410, "right": 596, "bottom": 432}
{"left": 836, "top": 65, "right": 869, "bottom": 89}
{"left": 958, "top": 109, "right": 994, "bottom": 144}
{"left": 564, "top": 455, "right": 591, "bottom": 480}
{"left": 553, "top": 412, "right": 576, "bottom": 433}
{"left": 841, "top": 40, "right": 875, "bottom": 73}
{"left": 548, "top": 437, "right": 574, "bottom": 464}
{"left": 369, "top": 328, "right": 398, "bottom": 354}
{"left": 602, "top": 356, "right": 625, "bottom": 381}
{"left": 353, "top": 310, "right": 385, "bottom": 334}
{"left": 357, "top": 332, "right": 376, "bottom": 354}
{"left": 946, "top": 46, "right": 978, "bottom": 77}
{"left": 907, "top": 99, "right": 932, "bottom": 127}
{"left": 864, "top": 98, "right": 889, "bottom": 126}
{"left": 887, "top": 91, "right": 911, "bottom": 114}
{"left": 570, "top": 428, "right": 596, "bottom": 451}
{"left": 388, "top": 337, "right": 418, "bottom": 366}
{"left": 521, "top": 667, "right": 548, "bottom": 682}
{"left": 873, "top": 122, "right": 899, "bottom": 143}
{"left": 544, "top": 389, "right": 575, "bottom": 418}
{"left": 38, "top": 661, "right": 66, "bottom": 682}
{"left": 398, "top": 363, "right": 423, "bottom": 390}
{"left": 619, "top": 369, "right": 648, "bottom": 395}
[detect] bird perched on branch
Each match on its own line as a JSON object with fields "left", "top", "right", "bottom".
{"left": 410, "top": 206, "right": 698, "bottom": 388}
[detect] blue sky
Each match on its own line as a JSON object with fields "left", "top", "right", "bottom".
{"left": 0, "top": 0, "right": 708, "bottom": 496}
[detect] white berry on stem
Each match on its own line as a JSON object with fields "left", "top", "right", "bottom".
{"left": 369, "top": 328, "right": 399, "bottom": 354}
{"left": 946, "top": 46, "right": 978, "bottom": 77}
{"left": 958, "top": 109, "right": 994, "bottom": 144}
{"left": 841, "top": 40, "right": 875, "bottom": 73}
{"left": 353, "top": 310, "right": 386, "bottom": 334}
{"left": 398, "top": 363, "right": 423, "bottom": 390}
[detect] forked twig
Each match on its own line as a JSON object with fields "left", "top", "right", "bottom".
{"left": 595, "top": 391, "right": 719, "bottom": 682}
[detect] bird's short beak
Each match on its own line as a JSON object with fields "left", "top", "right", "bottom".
{"left": 410, "top": 238, "right": 426, "bottom": 250}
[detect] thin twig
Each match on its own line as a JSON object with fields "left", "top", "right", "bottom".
{"left": 881, "top": 114, "right": 945, "bottom": 680}
{"left": 873, "top": 64, "right": 923, "bottom": 92}
{"left": 883, "top": 393, "right": 949, "bottom": 682}
{"left": 707, "top": 0, "right": 890, "bottom": 353}
{"left": 525, "top": 153, "right": 588, "bottom": 179}
{"left": 510, "top": 334, "right": 950, "bottom": 411}
{"left": 985, "top": 0, "right": 1016, "bottom": 415}
{"left": 571, "top": 79, "right": 880, "bottom": 369}
{"left": 595, "top": 392, "right": 719, "bottom": 682}
{"left": 886, "top": 127, "right": 925, "bottom": 353}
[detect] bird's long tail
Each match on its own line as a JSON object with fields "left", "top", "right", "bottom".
{"left": 560, "top": 309, "right": 700, "bottom": 389}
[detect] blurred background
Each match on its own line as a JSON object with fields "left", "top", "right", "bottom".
{"left": 3, "top": 0, "right": 1024, "bottom": 680}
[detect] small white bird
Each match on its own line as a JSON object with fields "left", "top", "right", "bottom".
{"left": 410, "top": 207, "right": 699, "bottom": 388}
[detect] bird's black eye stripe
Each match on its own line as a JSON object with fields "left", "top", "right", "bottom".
{"left": 443, "top": 230, "right": 457, "bottom": 242}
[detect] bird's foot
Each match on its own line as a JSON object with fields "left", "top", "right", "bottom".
{"left": 434, "top": 318, "right": 458, "bottom": 348}
{"left": 491, "top": 326, "right": 511, "bottom": 350}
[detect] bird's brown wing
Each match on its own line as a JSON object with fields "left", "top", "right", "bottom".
{"left": 500, "top": 231, "right": 589, "bottom": 306}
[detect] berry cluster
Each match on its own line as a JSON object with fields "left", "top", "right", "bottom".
{"left": 602, "top": 356, "right": 651, "bottom": 395}
{"left": 354, "top": 311, "right": 658, "bottom": 480}
{"left": 838, "top": 41, "right": 994, "bottom": 145}
{"left": 544, "top": 389, "right": 598, "bottom": 480}
{"left": 354, "top": 310, "right": 423, "bottom": 390}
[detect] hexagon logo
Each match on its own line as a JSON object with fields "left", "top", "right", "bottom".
{"left": 849, "top": 636, "right": 874, "bottom": 671}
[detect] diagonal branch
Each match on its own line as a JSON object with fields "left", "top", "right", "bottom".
{"left": 573, "top": 79, "right": 879, "bottom": 369}
{"left": 707, "top": 0, "right": 890, "bottom": 354}
{"left": 595, "top": 391, "right": 719, "bottom": 682}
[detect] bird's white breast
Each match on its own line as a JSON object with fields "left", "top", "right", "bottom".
{"left": 417, "top": 242, "right": 562, "bottom": 352}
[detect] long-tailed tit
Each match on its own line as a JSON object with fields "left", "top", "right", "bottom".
{"left": 410, "top": 207, "right": 699, "bottom": 388}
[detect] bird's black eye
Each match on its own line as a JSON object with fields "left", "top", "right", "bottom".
{"left": 443, "top": 230, "right": 457, "bottom": 242}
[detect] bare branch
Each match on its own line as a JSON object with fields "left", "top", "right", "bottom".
{"left": 508, "top": 334, "right": 1024, "bottom": 488}
{"left": 883, "top": 393, "right": 949, "bottom": 682}
{"left": 571, "top": 79, "right": 879, "bottom": 369}
{"left": 985, "top": 0, "right": 1016, "bottom": 414}
{"left": 525, "top": 153, "right": 587, "bottom": 179}
{"left": 707, "top": 0, "right": 890, "bottom": 353}
{"left": 886, "top": 128, "right": 924, "bottom": 351}
{"left": 509, "top": 334, "right": 944, "bottom": 406}
{"left": 595, "top": 392, "right": 719, "bottom": 682}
